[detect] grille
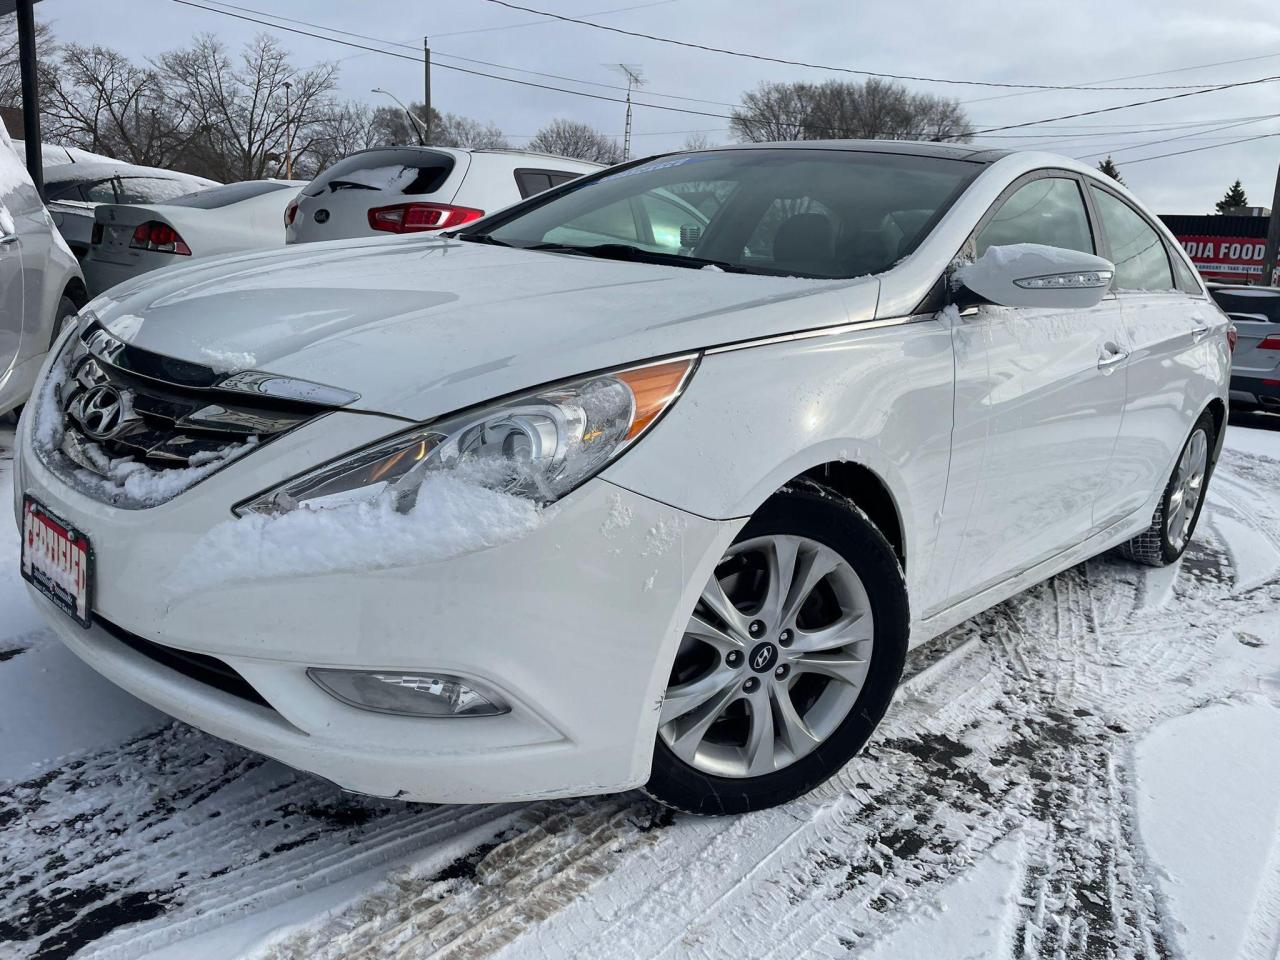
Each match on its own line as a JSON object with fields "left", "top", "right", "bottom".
{"left": 41, "top": 322, "right": 359, "bottom": 506}
{"left": 97, "top": 616, "right": 275, "bottom": 711}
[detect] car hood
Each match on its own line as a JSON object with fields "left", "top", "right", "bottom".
{"left": 87, "top": 236, "right": 877, "bottom": 421}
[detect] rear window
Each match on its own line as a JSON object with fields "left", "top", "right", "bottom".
{"left": 478, "top": 149, "right": 983, "bottom": 279}
{"left": 1210, "top": 287, "right": 1280, "bottom": 322}
{"left": 304, "top": 148, "right": 455, "bottom": 198}
{"left": 114, "top": 176, "right": 201, "bottom": 204}
{"left": 514, "top": 168, "right": 585, "bottom": 199}
{"left": 165, "top": 180, "right": 295, "bottom": 208}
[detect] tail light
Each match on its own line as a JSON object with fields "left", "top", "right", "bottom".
{"left": 130, "top": 221, "right": 190, "bottom": 255}
{"left": 367, "top": 202, "right": 484, "bottom": 234}
{"left": 91, "top": 222, "right": 104, "bottom": 245}
{"left": 284, "top": 199, "right": 299, "bottom": 227}
{"left": 1258, "top": 334, "right": 1280, "bottom": 350}
{"left": 1227, "top": 324, "right": 1237, "bottom": 353}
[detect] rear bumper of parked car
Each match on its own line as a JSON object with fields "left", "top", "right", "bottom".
{"left": 15, "top": 408, "right": 740, "bottom": 803}
{"left": 81, "top": 255, "right": 156, "bottom": 298}
{"left": 1229, "top": 372, "right": 1280, "bottom": 410}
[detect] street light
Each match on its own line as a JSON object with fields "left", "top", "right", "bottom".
{"left": 282, "top": 80, "right": 293, "bottom": 180}
{"left": 371, "top": 87, "right": 428, "bottom": 146}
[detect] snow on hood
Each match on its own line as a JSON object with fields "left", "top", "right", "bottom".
{"left": 88, "top": 236, "right": 874, "bottom": 421}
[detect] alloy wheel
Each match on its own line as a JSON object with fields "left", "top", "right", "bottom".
{"left": 1166, "top": 427, "right": 1208, "bottom": 552}
{"left": 658, "top": 534, "right": 874, "bottom": 779}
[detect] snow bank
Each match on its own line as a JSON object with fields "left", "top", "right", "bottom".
{"left": 167, "top": 474, "right": 544, "bottom": 596}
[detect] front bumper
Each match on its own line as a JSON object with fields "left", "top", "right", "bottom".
{"left": 16, "top": 408, "right": 740, "bottom": 802}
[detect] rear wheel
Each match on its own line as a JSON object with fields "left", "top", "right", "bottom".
{"left": 645, "top": 483, "right": 908, "bottom": 814}
{"left": 1119, "top": 411, "right": 1215, "bottom": 566}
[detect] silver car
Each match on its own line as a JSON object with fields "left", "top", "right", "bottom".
{"left": 1209, "top": 284, "right": 1280, "bottom": 411}
{"left": 1, "top": 131, "right": 87, "bottom": 417}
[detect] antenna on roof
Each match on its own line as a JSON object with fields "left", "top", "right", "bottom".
{"left": 612, "top": 64, "right": 645, "bottom": 162}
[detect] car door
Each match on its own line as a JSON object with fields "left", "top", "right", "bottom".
{"left": 0, "top": 170, "right": 27, "bottom": 383}
{"left": 1086, "top": 184, "right": 1206, "bottom": 526}
{"left": 940, "top": 172, "right": 1129, "bottom": 604}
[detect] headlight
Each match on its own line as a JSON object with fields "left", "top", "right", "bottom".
{"left": 236, "top": 355, "right": 697, "bottom": 516}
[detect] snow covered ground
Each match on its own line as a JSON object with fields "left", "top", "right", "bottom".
{"left": 3, "top": 415, "right": 1280, "bottom": 960}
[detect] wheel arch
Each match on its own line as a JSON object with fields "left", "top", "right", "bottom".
{"left": 62, "top": 276, "right": 89, "bottom": 309}
{"left": 785, "top": 460, "right": 907, "bottom": 571}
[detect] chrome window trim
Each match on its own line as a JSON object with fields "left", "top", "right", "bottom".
{"left": 704, "top": 313, "right": 933, "bottom": 356}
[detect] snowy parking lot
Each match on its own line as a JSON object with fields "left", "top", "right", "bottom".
{"left": 2, "top": 417, "right": 1280, "bottom": 960}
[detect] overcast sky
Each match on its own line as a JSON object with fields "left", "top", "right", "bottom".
{"left": 32, "top": 0, "right": 1280, "bottom": 213}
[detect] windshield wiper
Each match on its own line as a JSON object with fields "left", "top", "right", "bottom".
{"left": 453, "top": 232, "right": 513, "bottom": 247}
{"left": 522, "top": 241, "right": 752, "bottom": 274}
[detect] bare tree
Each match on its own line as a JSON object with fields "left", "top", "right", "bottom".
{"left": 528, "top": 119, "right": 622, "bottom": 164}
{"left": 300, "top": 99, "right": 377, "bottom": 175}
{"left": 369, "top": 102, "right": 507, "bottom": 150}
{"left": 0, "top": 14, "right": 53, "bottom": 108}
{"left": 159, "top": 33, "right": 337, "bottom": 181}
{"left": 731, "top": 78, "right": 971, "bottom": 143}
{"left": 681, "top": 132, "right": 715, "bottom": 151}
{"left": 41, "top": 44, "right": 198, "bottom": 167}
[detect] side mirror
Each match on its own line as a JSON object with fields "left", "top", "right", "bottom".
{"left": 955, "top": 243, "right": 1114, "bottom": 310}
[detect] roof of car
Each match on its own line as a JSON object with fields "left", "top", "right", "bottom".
{"left": 44, "top": 161, "right": 215, "bottom": 184}
{"left": 696, "top": 139, "right": 1012, "bottom": 163}
{"left": 469, "top": 148, "right": 605, "bottom": 167}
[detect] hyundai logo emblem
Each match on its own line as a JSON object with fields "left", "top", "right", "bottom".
{"left": 72, "top": 384, "right": 134, "bottom": 442}
{"left": 748, "top": 642, "right": 778, "bottom": 673}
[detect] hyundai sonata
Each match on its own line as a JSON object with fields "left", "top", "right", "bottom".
{"left": 15, "top": 141, "right": 1229, "bottom": 814}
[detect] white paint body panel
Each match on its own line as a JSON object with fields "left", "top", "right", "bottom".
{"left": 0, "top": 126, "right": 85, "bottom": 416}
{"left": 14, "top": 143, "right": 1230, "bottom": 802}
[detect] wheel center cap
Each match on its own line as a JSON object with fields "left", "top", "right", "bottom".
{"left": 748, "top": 642, "right": 779, "bottom": 673}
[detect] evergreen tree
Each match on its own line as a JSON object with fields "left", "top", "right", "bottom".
{"left": 1216, "top": 179, "right": 1249, "bottom": 213}
{"left": 1097, "top": 156, "right": 1124, "bottom": 184}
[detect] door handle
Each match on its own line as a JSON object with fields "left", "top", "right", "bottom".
{"left": 0, "top": 234, "right": 17, "bottom": 248}
{"left": 1097, "top": 343, "right": 1129, "bottom": 370}
{"left": 1190, "top": 322, "right": 1211, "bottom": 341}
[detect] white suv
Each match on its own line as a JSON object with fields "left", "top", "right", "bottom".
{"left": 285, "top": 147, "right": 603, "bottom": 243}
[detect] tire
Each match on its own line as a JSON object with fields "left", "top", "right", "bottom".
{"left": 1118, "top": 410, "right": 1215, "bottom": 567}
{"left": 51, "top": 294, "right": 79, "bottom": 349}
{"left": 644, "top": 481, "right": 909, "bottom": 815}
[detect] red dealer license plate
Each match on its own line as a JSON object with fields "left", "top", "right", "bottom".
{"left": 21, "top": 496, "right": 94, "bottom": 628}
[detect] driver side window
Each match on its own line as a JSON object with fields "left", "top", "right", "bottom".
{"left": 977, "top": 177, "right": 1094, "bottom": 256}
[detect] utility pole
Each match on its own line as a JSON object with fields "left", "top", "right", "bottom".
{"left": 423, "top": 36, "right": 432, "bottom": 145}
{"left": 1263, "top": 158, "right": 1280, "bottom": 287}
{"left": 15, "top": 0, "right": 43, "bottom": 199}
{"left": 282, "top": 80, "right": 293, "bottom": 180}
{"left": 614, "top": 64, "right": 645, "bottom": 162}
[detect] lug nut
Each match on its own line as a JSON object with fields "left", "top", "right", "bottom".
{"left": 743, "top": 677, "right": 760, "bottom": 693}
{"left": 725, "top": 650, "right": 743, "bottom": 668}
{"left": 774, "top": 664, "right": 790, "bottom": 680}
{"left": 779, "top": 629, "right": 793, "bottom": 647}
{"left": 749, "top": 620, "right": 765, "bottom": 638}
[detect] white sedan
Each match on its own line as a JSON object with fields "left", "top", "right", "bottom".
{"left": 14, "top": 142, "right": 1229, "bottom": 814}
{"left": 82, "top": 180, "right": 307, "bottom": 296}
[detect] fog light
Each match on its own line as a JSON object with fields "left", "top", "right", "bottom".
{"left": 308, "top": 668, "right": 510, "bottom": 717}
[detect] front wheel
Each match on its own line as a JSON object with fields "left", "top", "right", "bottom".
{"left": 645, "top": 483, "right": 909, "bottom": 814}
{"left": 1119, "top": 411, "right": 1215, "bottom": 566}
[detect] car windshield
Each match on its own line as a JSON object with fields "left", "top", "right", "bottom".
{"left": 467, "top": 148, "right": 982, "bottom": 279}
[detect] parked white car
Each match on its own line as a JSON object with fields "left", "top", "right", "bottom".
{"left": 0, "top": 127, "right": 86, "bottom": 417}
{"left": 15, "top": 142, "right": 1229, "bottom": 814}
{"left": 82, "top": 180, "right": 307, "bottom": 296}
{"left": 285, "top": 146, "right": 602, "bottom": 243}
{"left": 44, "top": 161, "right": 217, "bottom": 260}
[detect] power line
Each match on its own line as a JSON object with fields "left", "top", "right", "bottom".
{"left": 953, "top": 76, "right": 1280, "bottom": 139}
{"left": 434, "top": 0, "right": 678, "bottom": 38}
{"left": 1073, "top": 114, "right": 1280, "bottom": 159}
{"left": 480, "top": 0, "right": 1248, "bottom": 92}
{"left": 164, "top": 0, "right": 1280, "bottom": 154}
{"left": 964, "top": 50, "right": 1280, "bottom": 104}
{"left": 1123, "top": 130, "right": 1280, "bottom": 165}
